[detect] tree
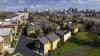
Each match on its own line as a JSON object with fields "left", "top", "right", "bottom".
{"left": 85, "top": 21, "right": 94, "bottom": 31}
{"left": 28, "top": 14, "right": 33, "bottom": 22}
{"left": 11, "top": 39, "right": 16, "bottom": 48}
{"left": 29, "top": 29, "right": 44, "bottom": 39}
{"left": 48, "top": 25, "right": 56, "bottom": 34}
{"left": 60, "top": 21, "right": 67, "bottom": 30}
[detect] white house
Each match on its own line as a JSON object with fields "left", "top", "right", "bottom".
{"left": 0, "top": 28, "right": 12, "bottom": 47}
{"left": 55, "top": 30, "right": 71, "bottom": 42}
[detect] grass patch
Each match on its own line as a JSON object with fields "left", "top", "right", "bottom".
{"left": 4, "top": 36, "right": 11, "bottom": 45}
{"left": 51, "top": 42, "right": 80, "bottom": 56}
{"left": 86, "top": 48, "right": 100, "bottom": 56}
{"left": 51, "top": 32, "right": 100, "bottom": 56}
{"left": 76, "top": 32, "right": 90, "bottom": 41}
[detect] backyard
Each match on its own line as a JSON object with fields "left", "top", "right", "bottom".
{"left": 51, "top": 32, "right": 100, "bottom": 56}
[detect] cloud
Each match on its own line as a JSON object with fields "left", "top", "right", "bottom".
{"left": 6, "top": 5, "right": 24, "bottom": 9}
{"left": 48, "top": 1, "right": 53, "bottom": 4}
{"left": 16, "top": 5, "right": 24, "bottom": 8}
{"left": 89, "top": 0, "right": 100, "bottom": 2}
{"left": 30, "top": 4, "right": 43, "bottom": 8}
{"left": 18, "top": 0, "right": 26, "bottom": 3}
{"left": 62, "top": 0, "right": 100, "bottom": 4}
{"left": 0, "top": 0, "right": 8, "bottom": 2}
{"left": 30, "top": 4, "right": 49, "bottom": 9}
{"left": 45, "top": 5, "right": 49, "bottom": 7}
{"left": 70, "top": 0, "right": 87, "bottom": 4}
{"left": 4, "top": 0, "right": 8, "bottom": 2}
{"left": 56, "top": 4, "right": 62, "bottom": 6}
{"left": 30, "top": 5, "right": 35, "bottom": 8}
{"left": 36, "top": 5, "right": 43, "bottom": 8}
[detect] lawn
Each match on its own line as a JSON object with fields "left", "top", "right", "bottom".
{"left": 4, "top": 36, "right": 12, "bottom": 45}
{"left": 51, "top": 42, "right": 80, "bottom": 56}
{"left": 86, "top": 48, "right": 100, "bottom": 56}
{"left": 76, "top": 32, "right": 90, "bottom": 40}
{"left": 51, "top": 32, "right": 100, "bottom": 56}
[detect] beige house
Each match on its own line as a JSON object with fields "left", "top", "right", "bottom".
{"left": 34, "top": 37, "right": 51, "bottom": 56}
{"left": 1, "top": 19, "right": 18, "bottom": 36}
{"left": 0, "top": 28, "right": 12, "bottom": 47}
{"left": 46, "top": 33, "right": 60, "bottom": 51}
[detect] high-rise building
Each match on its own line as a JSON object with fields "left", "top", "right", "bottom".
{"left": 24, "top": 8, "right": 27, "bottom": 13}
{"left": 75, "top": 8, "right": 78, "bottom": 13}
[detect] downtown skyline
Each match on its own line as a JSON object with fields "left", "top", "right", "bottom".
{"left": 0, "top": 0, "right": 100, "bottom": 11}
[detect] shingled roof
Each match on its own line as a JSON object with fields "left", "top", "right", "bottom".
{"left": 0, "top": 28, "right": 12, "bottom": 36}
{"left": 55, "top": 30, "right": 70, "bottom": 36}
{"left": 46, "top": 33, "right": 60, "bottom": 42}
{"left": 38, "top": 37, "right": 50, "bottom": 45}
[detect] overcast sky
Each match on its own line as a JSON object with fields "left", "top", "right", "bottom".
{"left": 0, "top": 0, "right": 100, "bottom": 11}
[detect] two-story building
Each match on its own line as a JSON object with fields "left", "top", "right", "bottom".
{"left": 46, "top": 33, "right": 60, "bottom": 51}
{"left": 55, "top": 30, "right": 71, "bottom": 42}
{"left": 34, "top": 37, "right": 51, "bottom": 56}
{"left": 0, "top": 28, "right": 12, "bottom": 47}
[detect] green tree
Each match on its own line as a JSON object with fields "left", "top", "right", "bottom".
{"left": 11, "top": 39, "right": 16, "bottom": 48}
{"left": 28, "top": 14, "right": 33, "bottom": 22}
{"left": 29, "top": 29, "right": 44, "bottom": 39}
{"left": 60, "top": 21, "right": 67, "bottom": 30}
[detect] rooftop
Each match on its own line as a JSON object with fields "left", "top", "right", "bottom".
{"left": 27, "top": 24, "right": 42, "bottom": 31}
{"left": 39, "top": 37, "right": 50, "bottom": 45}
{"left": 46, "top": 33, "right": 60, "bottom": 42}
{"left": 0, "top": 28, "right": 12, "bottom": 36}
{"left": 2, "top": 21, "right": 12, "bottom": 25}
{"left": 4, "top": 19, "right": 11, "bottom": 21}
{"left": 55, "top": 30, "right": 71, "bottom": 36}
{"left": 0, "top": 22, "right": 3, "bottom": 25}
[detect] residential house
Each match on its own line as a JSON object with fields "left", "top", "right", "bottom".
{"left": 18, "top": 13, "right": 28, "bottom": 24}
{"left": 24, "top": 13, "right": 29, "bottom": 19}
{"left": 46, "top": 33, "right": 60, "bottom": 51}
{"left": 72, "top": 24, "right": 79, "bottom": 34}
{"left": 11, "top": 13, "right": 28, "bottom": 26}
{"left": 55, "top": 30, "right": 71, "bottom": 42}
{"left": 34, "top": 37, "right": 51, "bottom": 56}
{"left": 0, "top": 36, "right": 4, "bottom": 55}
{"left": 0, "top": 28, "right": 12, "bottom": 47}
{"left": 0, "top": 19, "right": 17, "bottom": 36}
{"left": 0, "top": 21, "right": 3, "bottom": 25}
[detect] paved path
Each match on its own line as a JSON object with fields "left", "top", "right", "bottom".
{"left": 61, "top": 46, "right": 94, "bottom": 56}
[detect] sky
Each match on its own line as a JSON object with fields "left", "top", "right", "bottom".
{"left": 0, "top": 0, "right": 100, "bottom": 11}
